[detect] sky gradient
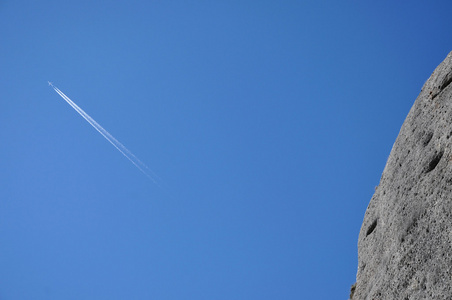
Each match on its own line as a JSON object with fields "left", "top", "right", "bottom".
{"left": 2, "top": 1, "right": 452, "bottom": 299}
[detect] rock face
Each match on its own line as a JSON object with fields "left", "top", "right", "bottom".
{"left": 354, "top": 52, "right": 452, "bottom": 299}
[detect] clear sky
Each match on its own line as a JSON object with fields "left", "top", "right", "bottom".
{"left": 2, "top": 1, "right": 452, "bottom": 299}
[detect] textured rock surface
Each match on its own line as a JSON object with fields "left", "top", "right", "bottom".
{"left": 354, "top": 51, "right": 452, "bottom": 299}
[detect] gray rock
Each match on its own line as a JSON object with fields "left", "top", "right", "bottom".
{"left": 353, "top": 51, "right": 452, "bottom": 299}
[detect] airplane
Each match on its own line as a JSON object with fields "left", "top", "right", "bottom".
{"left": 48, "top": 81, "right": 53, "bottom": 86}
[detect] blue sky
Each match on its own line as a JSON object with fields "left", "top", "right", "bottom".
{"left": 2, "top": 1, "right": 452, "bottom": 299}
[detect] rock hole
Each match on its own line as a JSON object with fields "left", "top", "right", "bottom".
{"left": 406, "top": 216, "right": 419, "bottom": 234}
{"left": 423, "top": 132, "right": 434, "bottom": 146}
{"left": 360, "top": 263, "right": 366, "bottom": 271}
{"left": 366, "top": 219, "right": 378, "bottom": 237}
{"left": 425, "top": 150, "right": 444, "bottom": 173}
{"left": 432, "top": 76, "right": 452, "bottom": 99}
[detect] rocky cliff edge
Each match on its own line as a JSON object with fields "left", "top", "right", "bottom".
{"left": 353, "top": 51, "right": 452, "bottom": 299}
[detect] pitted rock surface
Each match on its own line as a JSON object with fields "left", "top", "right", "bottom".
{"left": 354, "top": 52, "right": 452, "bottom": 299}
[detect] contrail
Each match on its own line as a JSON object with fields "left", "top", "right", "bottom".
{"left": 49, "top": 82, "right": 160, "bottom": 184}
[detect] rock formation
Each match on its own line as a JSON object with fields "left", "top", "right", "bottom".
{"left": 353, "top": 51, "right": 452, "bottom": 299}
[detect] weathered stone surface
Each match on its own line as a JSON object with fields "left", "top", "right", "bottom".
{"left": 354, "top": 52, "right": 452, "bottom": 299}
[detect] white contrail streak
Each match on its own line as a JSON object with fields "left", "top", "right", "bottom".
{"left": 49, "top": 82, "right": 160, "bottom": 184}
